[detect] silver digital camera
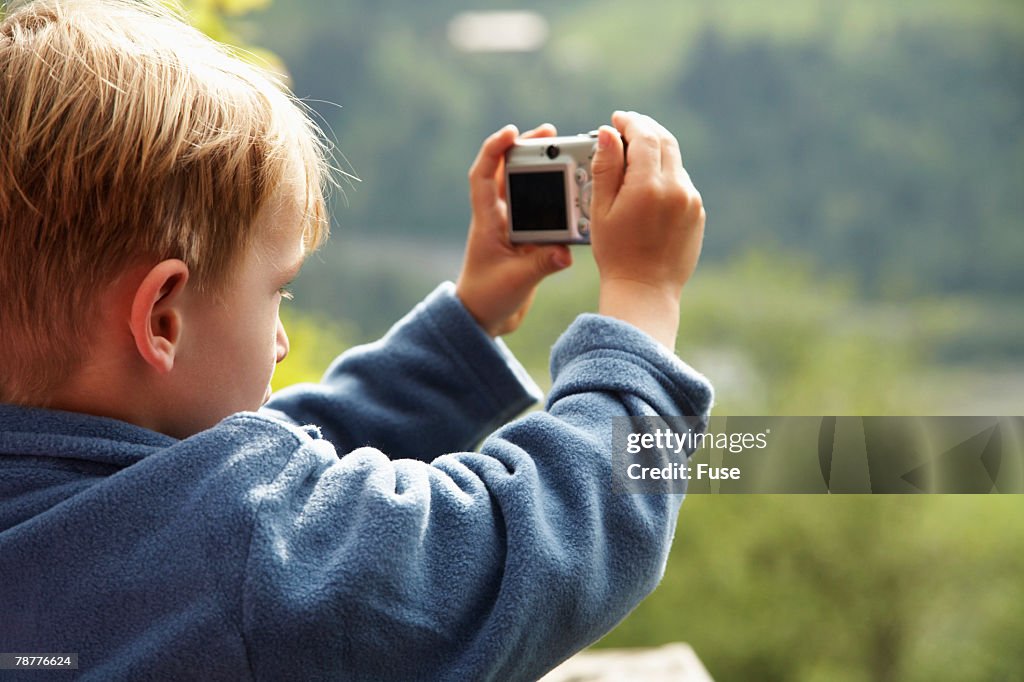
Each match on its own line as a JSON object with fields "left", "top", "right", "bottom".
{"left": 505, "top": 132, "right": 599, "bottom": 244}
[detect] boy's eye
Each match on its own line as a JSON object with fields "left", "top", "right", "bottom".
{"left": 278, "top": 285, "right": 294, "bottom": 301}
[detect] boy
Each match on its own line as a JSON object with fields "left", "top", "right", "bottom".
{"left": 0, "top": 0, "right": 711, "bottom": 679}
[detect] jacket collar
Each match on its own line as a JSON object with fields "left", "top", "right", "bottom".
{"left": 0, "top": 403, "right": 175, "bottom": 467}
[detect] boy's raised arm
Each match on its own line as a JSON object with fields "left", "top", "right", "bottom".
{"left": 262, "top": 124, "right": 577, "bottom": 458}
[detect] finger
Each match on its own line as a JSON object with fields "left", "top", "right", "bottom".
{"left": 507, "top": 244, "right": 573, "bottom": 291}
{"left": 469, "top": 124, "right": 519, "bottom": 210}
{"left": 520, "top": 122, "right": 557, "bottom": 140}
{"left": 590, "top": 125, "right": 625, "bottom": 220}
{"left": 659, "top": 127, "right": 684, "bottom": 177}
{"left": 657, "top": 134, "right": 699, "bottom": 205}
{"left": 635, "top": 114, "right": 683, "bottom": 175}
{"left": 542, "top": 244, "right": 573, "bottom": 273}
{"left": 611, "top": 110, "right": 662, "bottom": 178}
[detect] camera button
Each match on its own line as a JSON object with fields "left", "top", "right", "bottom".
{"left": 580, "top": 181, "right": 593, "bottom": 218}
{"left": 575, "top": 167, "right": 589, "bottom": 185}
{"left": 578, "top": 218, "right": 590, "bottom": 237}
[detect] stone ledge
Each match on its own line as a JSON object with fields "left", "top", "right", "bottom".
{"left": 541, "top": 642, "right": 714, "bottom": 682}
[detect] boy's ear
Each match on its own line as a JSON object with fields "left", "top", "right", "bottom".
{"left": 129, "top": 259, "right": 190, "bottom": 374}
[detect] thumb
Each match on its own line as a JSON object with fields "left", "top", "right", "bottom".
{"left": 535, "top": 244, "right": 572, "bottom": 278}
{"left": 589, "top": 126, "right": 625, "bottom": 221}
{"left": 519, "top": 245, "right": 572, "bottom": 288}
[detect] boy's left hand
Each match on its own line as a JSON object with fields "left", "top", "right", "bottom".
{"left": 456, "top": 124, "right": 573, "bottom": 337}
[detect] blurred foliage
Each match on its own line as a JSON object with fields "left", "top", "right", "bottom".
{"left": 605, "top": 495, "right": 1024, "bottom": 682}
{"left": 246, "top": 0, "right": 1024, "bottom": 301}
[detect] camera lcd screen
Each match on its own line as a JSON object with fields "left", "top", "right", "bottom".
{"left": 508, "top": 170, "right": 568, "bottom": 232}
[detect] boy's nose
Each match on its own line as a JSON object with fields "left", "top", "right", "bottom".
{"left": 276, "top": 318, "right": 290, "bottom": 364}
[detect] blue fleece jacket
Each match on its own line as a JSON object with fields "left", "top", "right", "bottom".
{"left": 0, "top": 283, "right": 712, "bottom": 681}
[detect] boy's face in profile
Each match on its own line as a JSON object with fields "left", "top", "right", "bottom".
{"left": 164, "top": 168, "right": 307, "bottom": 436}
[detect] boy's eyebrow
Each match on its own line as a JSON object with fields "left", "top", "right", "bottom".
{"left": 275, "top": 244, "right": 308, "bottom": 283}
{"left": 282, "top": 255, "right": 306, "bottom": 282}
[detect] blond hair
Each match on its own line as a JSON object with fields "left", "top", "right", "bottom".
{"left": 0, "top": 0, "right": 331, "bottom": 404}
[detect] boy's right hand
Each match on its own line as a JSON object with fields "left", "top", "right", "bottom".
{"left": 589, "top": 111, "right": 706, "bottom": 350}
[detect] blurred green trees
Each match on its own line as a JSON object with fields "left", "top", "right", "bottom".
{"left": 251, "top": 0, "right": 1024, "bottom": 301}
{"left": 607, "top": 494, "right": 1024, "bottom": 682}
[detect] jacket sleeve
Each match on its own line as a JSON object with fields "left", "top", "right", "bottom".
{"left": 261, "top": 282, "right": 543, "bottom": 460}
{"left": 241, "top": 313, "right": 713, "bottom": 682}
